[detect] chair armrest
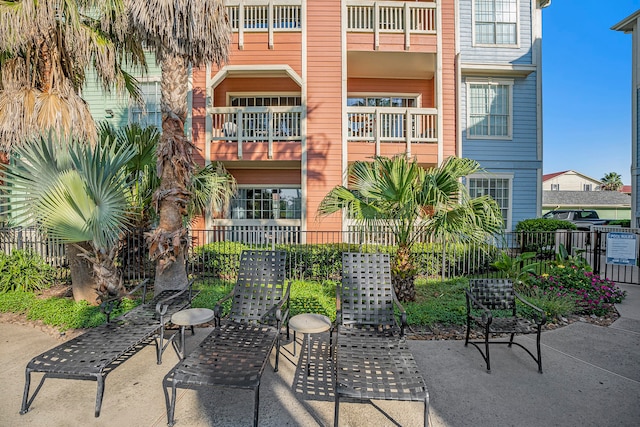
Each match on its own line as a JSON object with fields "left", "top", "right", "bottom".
{"left": 214, "top": 289, "right": 235, "bottom": 326}
{"left": 392, "top": 292, "right": 408, "bottom": 337}
{"left": 465, "top": 289, "right": 493, "bottom": 325}
{"left": 154, "top": 280, "right": 194, "bottom": 320}
{"left": 261, "top": 284, "right": 291, "bottom": 327}
{"left": 100, "top": 279, "right": 149, "bottom": 323}
{"left": 514, "top": 290, "right": 547, "bottom": 325}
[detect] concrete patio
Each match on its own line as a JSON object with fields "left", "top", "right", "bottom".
{"left": 1, "top": 284, "right": 638, "bottom": 426}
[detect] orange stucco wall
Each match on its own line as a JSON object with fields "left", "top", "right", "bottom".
{"left": 441, "top": 0, "right": 457, "bottom": 159}
{"left": 305, "top": 0, "right": 343, "bottom": 233}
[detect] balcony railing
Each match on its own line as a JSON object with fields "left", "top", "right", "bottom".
{"left": 347, "top": 107, "right": 437, "bottom": 148}
{"left": 225, "top": 0, "right": 302, "bottom": 49}
{"left": 209, "top": 106, "right": 303, "bottom": 158}
{"left": 347, "top": 1, "right": 436, "bottom": 49}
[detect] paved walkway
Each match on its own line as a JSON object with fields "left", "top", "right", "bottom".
{"left": 1, "top": 284, "right": 638, "bottom": 426}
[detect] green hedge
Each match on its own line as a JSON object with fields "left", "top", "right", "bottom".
{"left": 0, "top": 250, "right": 54, "bottom": 293}
{"left": 191, "top": 241, "right": 497, "bottom": 281}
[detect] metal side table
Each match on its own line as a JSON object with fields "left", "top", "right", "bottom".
{"left": 171, "top": 308, "right": 215, "bottom": 359}
{"left": 289, "top": 313, "right": 331, "bottom": 376}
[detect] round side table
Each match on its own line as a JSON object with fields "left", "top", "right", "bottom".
{"left": 171, "top": 308, "right": 215, "bottom": 359}
{"left": 289, "top": 313, "right": 331, "bottom": 376}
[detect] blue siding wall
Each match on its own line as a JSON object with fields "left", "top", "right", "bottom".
{"left": 460, "top": 0, "right": 541, "bottom": 230}
{"left": 459, "top": 0, "right": 534, "bottom": 64}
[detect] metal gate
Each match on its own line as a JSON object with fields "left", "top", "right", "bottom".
{"left": 592, "top": 227, "right": 640, "bottom": 285}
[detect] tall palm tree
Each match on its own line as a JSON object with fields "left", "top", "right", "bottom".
{"left": 0, "top": 0, "right": 145, "bottom": 150}
{"left": 126, "top": 0, "right": 231, "bottom": 294}
{"left": 318, "top": 155, "right": 504, "bottom": 301}
{"left": 0, "top": 134, "right": 136, "bottom": 304}
{"left": 600, "top": 172, "right": 623, "bottom": 191}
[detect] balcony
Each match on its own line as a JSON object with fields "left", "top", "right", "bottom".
{"left": 347, "top": 1, "right": 437, "bottom": 50}
{"left": 347, "top": 107, "right": 438, "bottom": 161}
{"left": 209, "top": 106, "right": 303, "bottom": 161}
{"left": 225, "top": 0, "right": 302, "bottom": 49}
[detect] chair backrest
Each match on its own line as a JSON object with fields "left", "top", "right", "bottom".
{"left": 229, "top": 250, "right": 288, "bottom": 323}
{"left": 339, "top": 252, "right": 396, "bottom": 326}
{"left": 468, "top": 278, "right": 515, "bottom": 310}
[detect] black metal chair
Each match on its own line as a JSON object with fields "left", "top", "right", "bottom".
{"left": 465, "top": 278, "right": 547, "bottom": 373}
{"left": 163, "top": 250, "right": 289, "bottom": 427}
{"left": 20, "top": 279, "right": 197, "bottom": 417}
{"left": 333, "top": 252, "right": 429, "bottom": 427}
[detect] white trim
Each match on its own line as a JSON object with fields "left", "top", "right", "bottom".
{"left": 467, "top": 172, "right": 514, "bottom": 231}
{"left": 460, "top": 63, "right": 535, "bottom": 77}
{"left": 465, "top": 77, "right": 514, "bottom": 140}
{"left": 471, "top": 0, "right": 520, "bottom": 48}
{"left": 436, "top": 0, "right": 443, "bottom": 164}
{"left": 208, "top": 65, "right": 303, "bottom": 90}
{"left": 301, "top": 0, "right": 307, "bottom": 236}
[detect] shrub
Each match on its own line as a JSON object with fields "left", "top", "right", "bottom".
{"left": 191, "top": 241, "right": 247, "bottom": 280}
{"left": 516, "top": 218, "right": 576, "bottom": 232}
{"left": 527, "top": 262, "right": 626, "bottom": 316}
{"left": 0, "top": 250, "right": 54, "bottom": 293}
{"left": 608, "top": 219, "right": 631, "bottom": 227}
{"left": 514, "top": 218, "right": 576, "bottom": 256}
{"left": 405, "top": 277, "right": 468, "bottom": 326}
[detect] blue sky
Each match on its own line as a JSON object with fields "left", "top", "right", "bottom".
{"left": 542, "top": 0, "right": 640, "bottom": 184}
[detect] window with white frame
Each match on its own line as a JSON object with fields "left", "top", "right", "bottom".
{"left": 583, "top": 184, "right": 592, "bottom": 191}
{"left": 467, "top": 175, "right": 511, "bottom": 229}
{"left": 550, "top": 184, "right": 560, "bottom": 191}
{"left": 229, "top": 188, "right": 301, "bottom": 220}
{"left": 130, "top": 81, "right": 162, "bottom": 129}
{"left": 474, "top": 0, "right": 518, "bottom": 45}
{"left": 467, "top": 80, "right": 512, "bottom": 138}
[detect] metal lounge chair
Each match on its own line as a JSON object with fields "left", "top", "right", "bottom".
{"left": 465, "top": 278, "right": 547, "bottom": 373}
{"left": 163, "top": 250, "right": 289, "bottom": 427}
{"left": 333, "top": 252, "right": 429, "bottom": 427}
{"left": 20, "top": 279, "right": 197, "bottom": 417}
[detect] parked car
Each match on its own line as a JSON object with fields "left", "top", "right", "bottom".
{"left": 542, "top": 210, "right": 610, "bottom": 230}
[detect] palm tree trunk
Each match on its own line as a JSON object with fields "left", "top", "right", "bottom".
{"left": 148, "top": 54, "right": 192, "bottom": 295}
{"left": 392, "top": 244, "right": 417, "bottom": 302}
{"left": 66, "top": 242, "right": 100, "bottom": 305}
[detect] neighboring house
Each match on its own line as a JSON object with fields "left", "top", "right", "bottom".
{"left": 620, "top": 184, "right": 632, "bottom": 195}
{"left": 613, "top": 12, "right": 640, "bottom": 228}
{"left": 542, "top": 191, "right": 632, "bottom": 220}
{"left": 82, "top": 51, "right": 163, "bottom": 131}
{"left": 543, "top": 170, "right": 603, "bottom": 192}
{"left": 459, "top": 0, "right": 551, "bottom": 231}
{"left": 84, "top": 1, "right": 552, "bottom": 237}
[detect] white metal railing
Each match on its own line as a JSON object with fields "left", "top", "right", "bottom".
{"left": 225, "top": 0, "right": 302, "bottom": 48}
{"left": 347, "top": 107, "right": 437, "bottom": 153}
{"left": 347, "top": 1, "right": 436, "bottom": 49}
{"left": 209, "top": 106, "right": 303, "bottom": 158}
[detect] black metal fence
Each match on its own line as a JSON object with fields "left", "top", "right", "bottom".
{"left": 1, "top": 226, "right": 638, "bottom": 286}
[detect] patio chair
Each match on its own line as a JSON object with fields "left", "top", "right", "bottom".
{"left": 333, "top": 252, "right": 429, "bottom": 427}
{"left": 464, "top": 278, "right": 547, "bottom": 373}
{"left": 163, "top": 249, "right": 289, "bottom": 427}
{"left": 20, "top": 279, "right": 197, "bottom": 417}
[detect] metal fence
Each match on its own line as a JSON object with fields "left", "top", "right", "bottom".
{"left": 1, "top": 226, "right": 637, "bottom": 286}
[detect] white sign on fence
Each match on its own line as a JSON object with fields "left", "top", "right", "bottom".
{"left": 606, "top": 232, "right": 638, "bottom": 266}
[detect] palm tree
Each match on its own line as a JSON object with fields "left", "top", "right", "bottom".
{"left": 0, "top": 134, "right": 136, "bottom": 304}
{"left": 318, "top": 155, "right": 504, "bottom": 301}
{"left": 600, "top": 172, "right": 623, "bottom": 191}
{"left": 0, "top": 0, "right": 145, "bottom": 150}
{"left": 126, "top": 0, "right": 231, "bottom": 294}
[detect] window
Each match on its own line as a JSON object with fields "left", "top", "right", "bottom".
{"left": 130, "top": 81, "right": 162, "bottom": 129}
{"left": 230, "top": 188, "right": 301, "bottom": 220}
{"left": 230, "top": 96, "right": 301, "bottom": 107}
{"left": 467, "top": 176, "right": 511, "bottom": 229}
{"left": 583, "top": 184, "right": 592, "bottom": 191}
{"left": 347, "top": 96, "right": 416, "bottom": 107}
{"left": 467, "top": 80, "right": 512, "bottom": 138}
{"left": 474, "top": 0, "right": 518, "bottom": 45}
{"left": 551, "top": 184, "right": 560, "bottom": 191}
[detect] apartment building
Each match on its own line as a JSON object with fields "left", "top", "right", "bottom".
{"left": 86, "top": 1, "right": 551, "bottom": 237}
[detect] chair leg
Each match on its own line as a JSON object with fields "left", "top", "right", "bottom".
{"left": 508, "top": 332, "right": 515, "bottom": 347}
{"left": 424, "top": 395, "right": 430, "bottom": 427}
{"left": 536, "top": 328, "right": 543, "bottom": 373}
{"left": 334, "top": 394, "right": 340, "bottom": 427}
{"left": 253, "top": 386, "right": 260, "bottom": 427}
{"left": 165, "top": 382, "right": 177, "bottom": 427}
{"left": 274, "top": 335, "right": 280, "bottom": 372}
{"left": 484, "top": 327, "right": 491, "bottom": 372}
{"left": 464, "top": 317, "right": 471, "bottom": 345}
{"left": 20, "top": 368, "right": 33, "bottom": 415}
{"left": 94, "top": 376, "right": 106, "bottom": 417}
